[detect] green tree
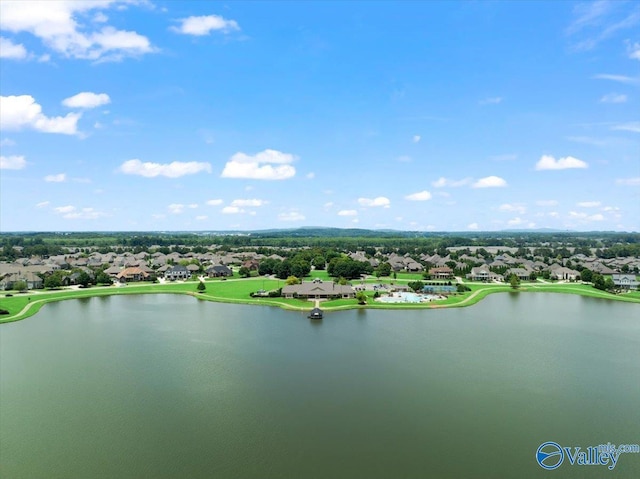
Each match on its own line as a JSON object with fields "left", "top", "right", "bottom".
{"left": 285, "top": 275, "right": 300, "bottom": 285}
{"left": 376, "top": 262, "right": 392, "bottom": 278}
{"left": 44, "top": 272, "right": 63, "bottom": 289}
{"left": 197, "top": 281, "right": 206, "bottom": 292}
{"left": 312, "top": 256, "right": 326, "bottom": 270}
{"left": 593, "top": 273, "right": 605, "bottom": 291}
{"left": 580, "top": 269, "right": 592, "bottom": 283}
{"left": 12, "top": 280, "right": 28, "bottom": 291}
{"left": 77, "top": 271, "right": 92, "bottom": 287}
{"left": 238, "top": 266, "right": 251, "bottom": 278}
{"left": 509, "top": 274, "right": 520, "bottom": 289}
{"left": 356, "top": 291, "right": 367, "bottom": 305}
{"left": 408, "top": 280, "right": 425, "bottom": 292}
{"left": 604, "top": 277, "right": 615, "bottom": 292}
{"left": 95, "top": 272, "right": 113, "bottom": 285}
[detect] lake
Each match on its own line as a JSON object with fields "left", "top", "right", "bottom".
{"left": 1, "top": 293, "right": 639, "bottom": 478}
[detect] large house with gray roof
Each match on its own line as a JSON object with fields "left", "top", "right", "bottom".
{"left": 282, "top": 280, "right": 355, "bottom": 299}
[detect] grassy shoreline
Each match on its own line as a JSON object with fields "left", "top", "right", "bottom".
{"left": 1, "top": 277, "right": 638, "bottom": 324}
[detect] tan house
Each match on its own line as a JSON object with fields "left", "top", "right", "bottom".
{"left": 282, "top": 280, "right": 355, "bottom": 299}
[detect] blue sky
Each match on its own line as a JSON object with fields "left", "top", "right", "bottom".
{"left": 1, "top": 0, "right": 638, "bottom": 232}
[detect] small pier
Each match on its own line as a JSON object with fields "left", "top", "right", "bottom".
{"left": 308, "top": 307, "right": 323, "bottom": 320}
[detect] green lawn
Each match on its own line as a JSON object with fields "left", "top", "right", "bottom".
{"left": 1, "top": 277, "right": 638, "bottom": 324}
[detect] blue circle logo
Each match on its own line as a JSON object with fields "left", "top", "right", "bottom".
{"left": 536, "top": 441, "right": 564, "bottom": 470}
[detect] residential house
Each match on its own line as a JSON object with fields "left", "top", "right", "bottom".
{"left": 164, "top": 265, "right": 190, "bottom": 280}
{"left": 282, "top": 280, "right": 355, "bottom": 299}
{"left": 467, "top": 266, "right": 501, "bottom": 282}
{"left": 611, "top": 274, "right": 639, "bottom": 290}
{"left": 207, "top": 265, "right": 233, "bottom": 277}
{"left": 116, "top": 267, "right": 151, "bottom": 283}
{"left": 429, "top": 266, "right": 454, "bottom": 279}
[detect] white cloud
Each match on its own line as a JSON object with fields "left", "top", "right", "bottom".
{"left": 472, "top": 176, "right": 507, "bottom": 188}
{"left": 0, "top": 1, "right": 155, "bottom": 62}
{"left": 0, "top": 138, "right": 16, "bottom": 146}
{"left": 358, "top": 196, "right": 390, "bottom": 208}
{"left": 119, "top": 159, "right": 212, "bottom": 178}
{"left": 61, "top": 207, "right": 108, "bottom": 220}
{"left": 338, "top": 209, "right": 358, "bottom": 216}
{"left": 499, "top": 203, "right": 526, "bottom": 214}
{"left": 569, "top": 211, "right": 605, "bottom": 221}
{"left": 467, "top": 223, "right": 479, "bottom": 230}
{"left": 323, "top": 202, "right": 334, "bottom": 209}
{"left": 536, "top": 200, "right": 558, "bottom": 206}
{"left": 535, "top": 155, "right": 588, "bottom": 170}
{"left": 36, "top": 201, "right": 50, "bottom": 208}
{"left": 44, "top": 173, "right": 66, "bottom": 182}
{"left": 195, "top": 215, "right": 208, "bottom": 221}
{"left": 577, "top": 201, "right": 601, "bottom": 207}
{"left": 599, "top": 93, "right": 627, "bottom": 103}
{"left": 278, "top": 211, "right": 305, "bottom": 222}
{"left": 629, "top": 41, "right": 640, "bottom": 60}
{"left": 230, "top": 199, "right": 266, "bottom": 207}
{"left": 507, "top": 217, "right": 524, "bottom": 226}
{"left": 206, "top": 199, "right": 223, "bottom": 206}
{"left": 221, "top": 149, "right": 297, "bottom": 180}
{"left": 306, "top": 172, "right": 315, "bottom": 179}
{"left": 0, "top": 155, "right": 26, "bottom": 170}
{"left": 53, "top": 205, "right": 75, "bottom": 214}
{"left": 479, "top": 96, "right": 502, "bottom": 105}
{"left": 611, "top": 122, "right": 640, "bottom": 133}
{"left": 0, "top": 36, "right": 27, "bottom": 58}
{"left": 171, "top": 15, "right": 240, "bottom": 36}
{"left": 432, "top": 177, "right": 472, "bottom": 188}
{"left": 548, "top": 211, "right": 560, "bottom": 218}
{"left": 222, "top": 206, "right": 244, "bottom": 214}
{"left": 593, "top": 74, "right": 640, "bottom": 85}
{"left": 412, "top": 135, "right": 421, "bottom": 143}
{"left": 616, "top": 177, "right": 640, "bottom": 186}
{"left": 0, "top": 95, "right": 81, "bottom": 135}
{"left": 404, "top": 190, "right": 432, "bottom": 201}
{"left": 168, "top": 204, "right": 185, "bottom": 214}
{"left": 396, "top": 155, "right": 412, "bottom": 163}
{"left": 62, "top": 92, "right": 111, "bottom": 109}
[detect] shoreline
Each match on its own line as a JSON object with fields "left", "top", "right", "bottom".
{"left": 1, "top": 279, "right": 638, "bottom": 323}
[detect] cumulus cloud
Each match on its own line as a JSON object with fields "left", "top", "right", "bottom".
{"left": 404, "top": 190, "right": 432, "bottom": 201}
{"left": 119, "top": 159, "right": 212, "bottom": 178}
{"left": 467, "top": 223, "right": 479, "bottom": 230}
{"left": 171, "top": 14, "right": 240, "bottom": 35}
{"left": 195, "top": 215, "right": 208, "bottom": 221}
{"left": 222, "top": 206, "right": 244, "bottom": 214}
{"left": 62, "top": 92, "right": 111, "bottom": 109}
{"left": 358, "top": 196, "right": 390, "bottom": 208}
{"left": 0, "top": 36, "right": 27, "bottom": 58}
{"left": 206, "top": 199, "right": 223, "bottom": 206}
{"left": 0, "top": 155, "right": 26, "bottom": 170}
{"left": 306, "top": 172, "right": 315, "bottom": 179}
{"left": 432, "top": 177, "right": 472, "bottom": 188}
{"left": 44, "top": 173, "right": 66, "bottom": 182}
{"left": 221, "top": 149, "right": 296, "bottom": 180}
{"left": 412, "top": 135, "right": 421, "bottom": 143}
{"left": 535, "top": 155, "right": 588, "bottom": 170}
{"left": 507, "top": 217, "right": 524, "bottom": 226}
{"left": 611, "top": 122, "right": 640, "bottom": 133}
{"left": 36, "top": 201, "right": 50, "bottom": 208}
{"left": 629, "top": 41, "right": 640, "bottom": 60}
{"left": 230, "top": 199, "right": 266, "bottom": 207}
{"left": 278, "top": 211, "right": 305, "bottom": 222}
{"left": 499, "top": 203, "right": 526, "bottom": 214}
{"left": 569, "top": 211, "right": 604, "bottom": 221}
{"left": 338, "top": 209, "right": 358, "bottom": 216}
{"left": 0, "top": 1, "right": 155, "bottom": 62}
{"left": 0, "top": 95, "right": 81, "bottom": 134}
{"left": 577, "top": 201, "right": 601, "bottom": 207}
{"left": 593, "top": 74, "right": 640, "bottom": 85}
{"left": 472, "top": 176, "right": 507, "bottom": 188}
{"left": 53, "top": 205, "right": 107, "bottom": 219}
{"left": 599, "top": 93, "right": 627, "bottom": 103}
{"left": 616, "top": 177, "right": 640, "bottom": 186}
{"left": 167, "top": 203, "right": 197, "bottom": 214}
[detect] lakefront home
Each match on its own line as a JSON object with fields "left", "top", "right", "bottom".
{"left": 611, "top": 274, "right": 639, "bottom": 290}
{"left": 282, "top": 280, "right": 355, "bottom": 299}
